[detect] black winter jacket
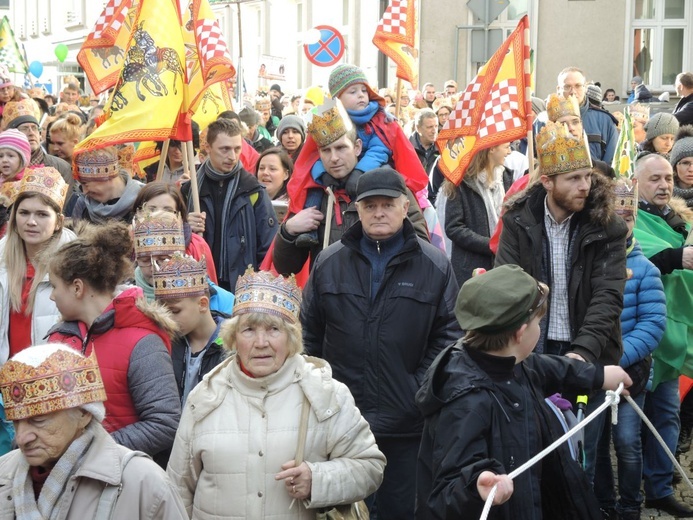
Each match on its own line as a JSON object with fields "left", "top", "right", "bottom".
{"left": 495, "top": 173, "right": 627, "bottom": 365}
{"left": 445, "top": 167, "right": 513, "bottom": 286}
{"left": 416, "top": 344, "right": 604, "bottom": 520}
{"left": 301, "top": 219, "right": 460, "bottom": 437}
{"left": 674, "top": 93, "right": 693, "bottom": 127}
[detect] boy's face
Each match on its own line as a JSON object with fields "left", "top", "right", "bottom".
{"left": 518, "top": 316, "right": 542, "bottom": 360}
{"left": 339, "top": 83, "right": 369, "bottom": 111}
{"left": 165, "top": 296, "right": 206, "bottom": 336}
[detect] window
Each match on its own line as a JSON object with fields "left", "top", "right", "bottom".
{"left": 630, "top": 0, "right": 690, "bottom": 89}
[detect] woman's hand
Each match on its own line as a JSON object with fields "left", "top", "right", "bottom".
{"left": 275, "top": 460, "right": 312, "bottom": 501}
{"left": 188, "top": 211, "right": 206, "bottom": 234}
{"left": 476, "top": 471, "right": 513, "bottom": 505}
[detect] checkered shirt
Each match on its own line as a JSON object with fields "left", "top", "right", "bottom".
{"left": 544, "top": 196, "right": 573, "bottom": 342}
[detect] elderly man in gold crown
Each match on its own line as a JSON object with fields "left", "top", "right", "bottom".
{"left": 0, "top": 343, "right": 187, "bottom": 519}
{"left": 497, "top": 121, "right": 627, "bottom": 364}
{"left": 269, "top": 99, "right": 429, "bottom": 278}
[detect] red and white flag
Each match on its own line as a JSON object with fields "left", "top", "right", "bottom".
{"left": 373, "top": 0, "right": 419, "bottom": 89}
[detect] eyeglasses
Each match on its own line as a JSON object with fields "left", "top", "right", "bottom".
{"left": 562, "top": 84, "right": 585, "bottom": 93}
{"left": 527, "top": 282, "right": 549, "bottom": 316}
{"left": 677, "top": 160, "right": 693, "bottom": 168}
{"left": 17, "top": 124, "right": 40, "bottom": 135}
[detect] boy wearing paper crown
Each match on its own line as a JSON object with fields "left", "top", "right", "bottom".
{"left": 287, "top": 63, "right": 430, "bottom": 249}
{"left": 590, "top": 177, "right": 666, "bottom": 520}
{"left": 415, "top": 265, "right": 632, "bottom": 520}
{"left": 153, "top": 252, "right": 227, "bottom": 405}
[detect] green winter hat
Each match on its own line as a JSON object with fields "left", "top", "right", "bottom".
{"left": 455, "top": 265, "right": 549, "bottom": 333}
{"left": 328, "top": 64, "right": 384, "bottom": 105}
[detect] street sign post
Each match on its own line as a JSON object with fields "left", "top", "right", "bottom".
{"left": 303, "top": 25, "right": 345, "bottom": 67}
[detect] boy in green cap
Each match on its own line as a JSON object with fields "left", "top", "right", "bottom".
{"left": 415, "top": 264, "right": 633, "bottom": 520}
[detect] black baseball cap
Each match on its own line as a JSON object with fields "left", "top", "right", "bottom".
{"left": 355, "top": 167, "right": 407, "bottom": 202}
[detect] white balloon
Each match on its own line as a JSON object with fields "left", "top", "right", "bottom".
{"left": 303, "top": 28, "right": 322, "bottom": 45}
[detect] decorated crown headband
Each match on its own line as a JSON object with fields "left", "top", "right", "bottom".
{"left": 153, "top": 252, "right": 208, "bottom": 300}
{"left": 0, "top": 347, "right": 107, "bottom": 421}
{"left": 17, "top": 167, "right": 69, "bottom": 210}
{"left": 628, "top": 103, "right": 650, "bottom": 123}
{"left": 546, "top": 93, "right": 580, "bottom": 123}
{"left": 233, "top": 267, "right": 301, "bottom": 323}
{"left": 133, "top": 210, "right": 185, "bottom": 258}
{"left": 614, "top": 177, "right": 638, "bottom": 216}
{"left": 536, "top": 121, "right": 593, "bottom": 177}
{"left": 305, "top": 99, "right": 353, "bottom": 148}
{"left": 74, "top": 148, "right": 120, "bottom": 181}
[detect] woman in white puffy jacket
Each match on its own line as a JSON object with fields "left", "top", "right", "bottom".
{"left": 167, "top": 269, "right": 386, "bottom": 519}
{"left": 0, "top": 166, "right": 74, "bottom": 363}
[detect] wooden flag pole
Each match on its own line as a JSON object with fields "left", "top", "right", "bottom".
{"left": 395, "top": 78, "right": 403, "bottom": 121}
{"left": 156, "top": 139, "right": 170, "bottom": 181}
{"left": 186, "top": 140, "right": 201, "bottom": 213}
{"left": 526, "top": 129, "right": 537, "bottom": 183}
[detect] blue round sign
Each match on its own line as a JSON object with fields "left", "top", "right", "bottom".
{"left": 303, "top": 25, "right": 345, "bottom": 67}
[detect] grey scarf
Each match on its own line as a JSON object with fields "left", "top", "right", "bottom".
{"left": 12, "top": 420, "right": 97, "bottom": 520}
{"left": 81, "top": 175, "right": 142, "bottom": 223}
{"left": 674, "top": 184, "right": 693, "bottom": 208}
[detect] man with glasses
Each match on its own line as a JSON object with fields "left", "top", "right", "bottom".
{"left": 2, "top": 98, "right": 75, "bottom": 210}
{"left": 556, "top": 67, "right": 619, "bottom": 164}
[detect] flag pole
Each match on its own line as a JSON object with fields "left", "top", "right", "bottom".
{"left": 156, "top": 139, "right": 170, "bottom": 181}
{"left": 523, "top": 20, "right": 537, "bottom": 183}
{"left": 185, "top": 140, "right": 201, "bottom": 213}
{"left": 395, "top": 78, "right": 402, "bottom": 121}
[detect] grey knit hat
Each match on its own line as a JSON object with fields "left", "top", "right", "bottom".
{"left": 238, "top": 107, "right": 259, "bottom": 127}
{"left": 670, "top": 126, "right": 693, "bottom": 167}
{"left": 276, "top": 115, "right": 306, "bottom": 142}
{"left": 631, "top": 76, "right": 643, "bottom": 86}
{"left": 586, "top": 84, "right": 602, "bottom": 106}
{"left": 645, "top": 112, "right": 680, "bottom": 141}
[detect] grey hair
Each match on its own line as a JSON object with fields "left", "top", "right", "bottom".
{"left": 415, "top": 108, "right": 437, "bottom": 128}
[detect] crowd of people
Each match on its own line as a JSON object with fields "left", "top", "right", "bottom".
{"left": 0, "top": 58, "right": 691, "bottom": 520}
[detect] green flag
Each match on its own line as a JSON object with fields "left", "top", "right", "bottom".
{"left": 0, "top": 16, "right": 28, "bottom": 74}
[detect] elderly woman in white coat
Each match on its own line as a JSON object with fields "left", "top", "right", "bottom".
{"left": 167, "top": 269, "right": 386, "bottom": 519}
{"left": 0, "top": 166, "right": 74, "bottom": 363}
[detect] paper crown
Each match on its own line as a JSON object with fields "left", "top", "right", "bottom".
{"left": 3, "top": 98, "right": 41, "bottom": 128}
{"left": 255, "top": 97, "right": 271, "bottom": 110}
{"left": 0, "top": 345, "right": 107, "bottom": 421}
{"left": 614, "top": 177, "right": 638, "bottom": 216}
{"left": 628, "top": 103, "right": 650, "bottom": 123}
{"left": 74, "top": 147, "right": 120, "bottom": 181}
{"left": 0, "top": 180, "right": 20, "bottom": 206}
{"left": 432, "top": 97, "right": 453, "bottom": 113}
{"left": 17, "top": 167, "right": 69, "bottom": 210}
{"left": 117, "top": 143, "right": 135, "bottom": 176}
{"left": 233, "top": 268, "right": 301, "bottom": 323}
{"left": 547, "top": 93, "right": 580, "bottom": 123}
{"left": 306, "top": 99, "right": 353, "bottom": 148}
{"left": 536, "top": 121, "right": 593, "bottom": 176}
{"left": 133, "top": 210, "right": 186, "bottom": 258}
{"left": 153, "top": 252, "right": 208, "bottom": 300}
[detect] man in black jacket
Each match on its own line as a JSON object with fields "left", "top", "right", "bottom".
{"left": 301, "top": 168, "right": 460, "bottom": 520}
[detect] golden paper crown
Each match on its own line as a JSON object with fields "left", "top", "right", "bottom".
{"left": 233, "top": 268, "right": 301, "bottom": 323}
{"left": 17, "top": 167, "right": 69, "bottom": 210}
{"left": 27, "top": 87, "right": 45, "bottom": 98}
{"left": 536, "top": 121, "right": 593, "bottom": 176}
{"left": 133, "top": 210, "right": 185, "bottom": 258}
{"left": 74, "top": 147, "right": 120, "bottom": 181}
{"left": 628, "top": 103, "right": 650, "bottom": 123}
{"left": 614, "top": 177, "right": 638, "bottom": 216}
{"left": 432, "top": 97, "right": 453, "bottom": 113}
{"left": 547, "top": 93, "right": 580, "bottom": 123}
{"left": 3, "top": 98, "right": 41, "bottom": 127}
{"left": 0, "top": 344, "right": 107, "bottom": 421}
{"left": 255, "top": 97, "right": 271, "bottom": 110}
{"left": 117, "top": 143, "right": 135, "bottom": 176}
{"left": 153, "top": 252, "right": 208, "bottom": 300}
{"left": 306, "top": 99, "right": 353, "bottom": 148}
{"left": 0, "top": 180, "right": 20, "bottom": 206}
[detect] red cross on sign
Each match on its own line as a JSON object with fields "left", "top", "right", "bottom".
{"left": 303, "top": 25, "right": 345, "bottom": 67}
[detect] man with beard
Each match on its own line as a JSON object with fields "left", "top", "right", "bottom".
{"left": 496, "top": 121, "right": 627, "bottom": 364}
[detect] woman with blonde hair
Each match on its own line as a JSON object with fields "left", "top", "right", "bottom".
{"left": 444, "top": 143, "right": 514, "bottom": 285}
{"left": 48, "top": 112, "right": 83, "bottom": 165}
{"left": 0, "top": 167, "right": 72, "bottom": 362}
{"left": 168, "top": 269, "right": 385, "bottom": 519}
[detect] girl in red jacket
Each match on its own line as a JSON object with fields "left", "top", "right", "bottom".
{"left": 46, "top": 220, "right": 181, "bottom": 459}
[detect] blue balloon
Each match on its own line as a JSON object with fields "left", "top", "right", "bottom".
{"left": 29, "top": 61, "right": 43, "bottom": 78}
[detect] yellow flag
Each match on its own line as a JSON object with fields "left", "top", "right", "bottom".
{"left": 192, "top": 80, "right": 234, "bottom": 131}
{"left": 0, "top": 16, "right": 28, "bottom": 74}
{"left": 75, "top": 0, "right": 186, "bottom": 155}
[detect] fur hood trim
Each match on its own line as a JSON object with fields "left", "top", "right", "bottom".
{"left": 134, "top": 295, "right": 179, "bottom": 338}
{"left": 668, "top": 196, "right": 693, "bottom": 224}
{"left": 504, "top": 171, "right": 617, "bottom": 226}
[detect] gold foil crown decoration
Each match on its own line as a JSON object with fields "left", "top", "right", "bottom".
{"left": 255, "top": 97, "right": 271, "bottom": 110}
{"left": 628, "top": 103, "right": 651, "bottom": 123}
{"left": 306, "top": 99, "right": 353, "bottom": 148}
{"left": 75, "top": 147, "right": 120, "bottom": 181}
{"left": 536, "top": 121, "right": 593, "bottom": 177}
{"left": 547, "top": 93, "right": 580, "bottom": 123}
{"left": 133, "top": 210, "right": 186, "bottom": 259}
{"left": 153, "top": 252, "right": 208, "bottom": 300}
{"left": 614, "top": 177, "right": 638, "bottom": 217}
{"left": 233, "top": 267, "right": 302, "bottom": 323}
{"left": 17, "top": 167, "right": 69, "bottom": 210}
{"left": 3, "top": 98, "right": 41, "bottom": 126}
{"left": 0, "top": 345, "right": 107, "bottom": 421}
